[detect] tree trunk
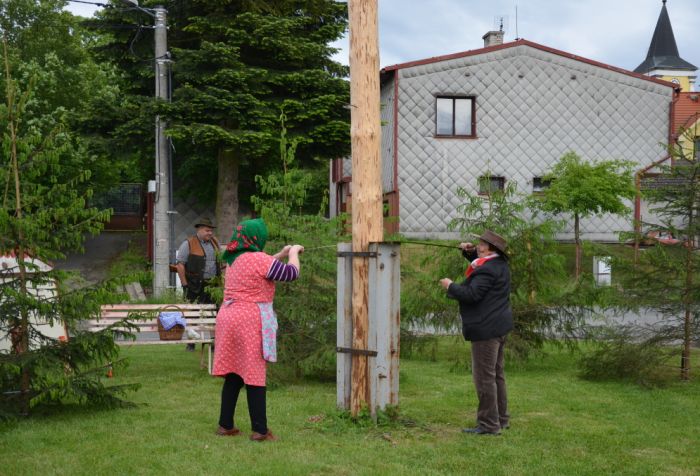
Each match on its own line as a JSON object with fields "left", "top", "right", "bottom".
{"left": 526, "top": 238, "right": 536, "bottom": 305}
{"left": 574, "top": 213, "right": 581, "bottom": 279}
{"left": 16, "top": 248, "right": 31, "bottom": 416}
{"left": 681, "top": 211, "right": 694, "bottom": 380}
{"left": 5, "top": 38, "right": 31, "bottom": 415}
{"left": 681, "top": 305, "right": 691, "bottom": 380}
{"left": 215, "top": 147, "right": 239, "bottom": 242}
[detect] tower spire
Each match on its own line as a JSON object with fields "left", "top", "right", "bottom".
{"left": 634, "top": 0, "right": 696, "bottom": 74}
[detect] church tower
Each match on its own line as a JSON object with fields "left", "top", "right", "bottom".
{"left": 634, "top": 0, "right": 697, "bottom": 91}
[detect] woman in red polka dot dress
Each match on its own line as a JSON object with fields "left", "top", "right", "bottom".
{"left": 213, "top": 218, "right": 303, "bottom": 441}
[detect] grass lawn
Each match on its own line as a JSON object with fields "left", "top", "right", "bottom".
{"left": 1, "top": 341, "right": 698, "bottom": 476}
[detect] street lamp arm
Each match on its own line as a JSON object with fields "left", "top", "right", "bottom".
{"left": 118, "top": 0, "right": 156, "bottom": 17}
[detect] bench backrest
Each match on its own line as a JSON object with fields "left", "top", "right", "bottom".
{"left": 89, "top": 304, "right": 218, "bottom": 332}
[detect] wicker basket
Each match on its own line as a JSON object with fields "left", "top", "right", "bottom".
{"left": 157, "top": 305, "right": 185, "bottom": 341}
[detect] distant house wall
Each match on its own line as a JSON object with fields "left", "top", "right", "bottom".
{"left": 0, "top": 255, "right": 65, "bottom": 352}
{"left": 388, "top": 43, "right": 673, "bottom": 241}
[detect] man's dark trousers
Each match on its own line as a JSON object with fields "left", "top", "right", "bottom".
{"left": 471, "top": 335, "right": 509, "bottom": 433}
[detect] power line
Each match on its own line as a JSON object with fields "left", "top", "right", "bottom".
{"left": 66, "top": 0, "right": 112, "bottom": 7}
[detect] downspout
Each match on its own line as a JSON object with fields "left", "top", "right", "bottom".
{"left": 669, "top": 87, "right": 681, "bottom": 163}
{"left": 634, "top": 87, "right": 680, "bottom": 263}
{"left": 634, "top": 154, "right": 673, "bottom": 262}
{"left": 393, "top": 70, "right": 400, "bottom": 227}
{"left": 634, "top": 171, "right": 642, "bottom": 263}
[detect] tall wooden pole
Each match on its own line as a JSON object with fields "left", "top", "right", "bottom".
{"left": 348, "top": 0, "right": 383, "bottom": 416}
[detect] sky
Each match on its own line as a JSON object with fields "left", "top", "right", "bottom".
{"left": 65, "top": 0, "right": 700, "bottom": 73}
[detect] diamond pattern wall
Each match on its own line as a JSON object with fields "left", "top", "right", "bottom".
{"left": 380, "top": 80, "right": 396, "bottom": 192}
{"left": 387, "top": 44, "right": 672, "bottom": 240}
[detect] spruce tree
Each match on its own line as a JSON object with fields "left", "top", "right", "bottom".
{"left": 0, "top": 36, "right": 138, "bottom": 418}
{"left": 91, "top": 1, "right": 350, "bottom": 236}
{"left": 610, "top": 128, "right": 700, "bottom": 380}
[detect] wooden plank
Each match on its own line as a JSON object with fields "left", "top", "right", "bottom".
{"left": 86, "top": 318, "right": 216, "bottom": 325}
{"left": 115, "top": 339, "right": 213, "bottom": 345}
{"left": 368, "top": 243, "right": 400, "bottom": 416}
{"left": 88, "top": 321, "right": 215, "bottom": 328}
{"left": 101, "top": 304, "right": 217, "bottom": 311}
{"left": 96, "top": 311, "right": 216, "bottom": 318}
{"left": 336, "top": 242, "right": 353, "bottom": 410}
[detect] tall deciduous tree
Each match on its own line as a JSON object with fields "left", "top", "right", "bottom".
{"left": 1, "top": 0, "right": 124, "bottom": 190}
{"left": 539, "top": 152, "right": 636, "bottom": 278}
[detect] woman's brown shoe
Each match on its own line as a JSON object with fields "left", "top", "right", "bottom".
{"left": 250, "top": 430, "right": 277, "bottom": 441}
{"left": 215, "top": 426, "right": 241, "bottom": 436}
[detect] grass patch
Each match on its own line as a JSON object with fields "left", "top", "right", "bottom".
{"left": 1, "top": 341, "right": 698, "bottom": 475}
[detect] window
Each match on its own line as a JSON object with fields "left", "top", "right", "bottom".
{"left": 478, "top": 176, "right": 505, "bottom": 194}
{"left": 592, "top": 256, "right": 611, "bottom": 286}
{"left": 695, "top": 138, "right": 700, "bottom": 160}
{"left": 436, "top": 96, "right": 475, "bottom": 137}
{"left": 532, "top": 177, "right": 552, "bottom": 193}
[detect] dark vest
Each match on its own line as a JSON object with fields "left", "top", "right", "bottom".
{"left": 184, "top": 236, "right": 220, "bottom": 291}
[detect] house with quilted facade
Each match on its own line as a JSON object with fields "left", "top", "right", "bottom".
{"left": 331, "top": 2, "right": 697, "bottom": 242}
{"left": 331, "top": 34, "right": 675, "bottom": 241}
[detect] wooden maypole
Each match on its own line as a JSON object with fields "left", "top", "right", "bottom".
{"left": 348, "top": 0, "right": 383, "bottom": 416}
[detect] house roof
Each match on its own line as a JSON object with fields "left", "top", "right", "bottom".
{"left": 634, "top": 1, "right": 697, "bottom": 73}
{"left": 0, "top": 253, "right": 53, "bottom": 273}
{"left": 381, "top": 39, "right": 676, "bottom": 89}
{"left": 672, "top": 92, "right": 700, "bottom": 132}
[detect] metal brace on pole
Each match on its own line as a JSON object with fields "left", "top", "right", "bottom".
{"left": 336, "top": 251, "right": 378, "bottom": 258}
{"left": 336, "top": 346, "right": 378, "bottom": 357}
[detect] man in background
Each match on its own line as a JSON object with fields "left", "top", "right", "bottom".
{"left": 176, "top": 217, "right": 221, "bottom": 351}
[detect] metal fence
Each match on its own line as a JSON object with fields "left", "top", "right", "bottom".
{"left": 93, "top": 183, "right": 144, "bottom": 215}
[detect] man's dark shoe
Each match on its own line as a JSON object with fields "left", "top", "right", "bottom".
{"left": 462, "top": 427, "right": 500, "bottom": 435}
{"left": 501, "top": 423, "right": 510, "bottom": 430}
{"left": 185, "top": 344, "right": 195, "bottom": 352}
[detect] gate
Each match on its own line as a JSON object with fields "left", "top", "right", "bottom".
{"left": 93, "top": 183, "right": 145, "bottom": 231}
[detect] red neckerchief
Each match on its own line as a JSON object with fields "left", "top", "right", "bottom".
{"left": 465, "top": 253, "right": 499, "bottom": 278}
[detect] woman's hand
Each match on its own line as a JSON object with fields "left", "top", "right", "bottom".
{"left": 439, "top": 278, "right": 453, "bottom": 290}
{"left": 459, "top": 242, "right": 475, "bottom": 251}
{"left": 273, "top": 244, "right": 292, "bottom": 260}
{"left": 287, "top": 245, "right": 303, "bottom": 271}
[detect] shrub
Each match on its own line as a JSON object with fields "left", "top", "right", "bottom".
{"left": 578, "top": 326, "right": 677, "bottom": 387}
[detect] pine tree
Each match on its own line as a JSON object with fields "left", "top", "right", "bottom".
{"left": 91, "top": 1, "right": 350, "bottom": 236}
{"left": 249, "top": 111, "right": 346, "bottom": 380}
{"left": 447, "top": 180, "right": 592, "bottom": 355}
{"left": 611, "top": 128, "right": 700, "bottom": 380}
{"left": 0, "top": 36, "right": 138, "bottom": 418}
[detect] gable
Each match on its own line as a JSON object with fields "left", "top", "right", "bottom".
{"left": 389, "top": 43, "right": 673, "bottom": 238}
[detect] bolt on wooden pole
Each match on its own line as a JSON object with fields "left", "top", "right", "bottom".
{"left": 348, "top": 0, "right": 383, "bottom": 416}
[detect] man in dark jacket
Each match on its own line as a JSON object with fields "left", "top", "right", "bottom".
{"left": 440, "top": 230, "right": 513, "bottom": 435}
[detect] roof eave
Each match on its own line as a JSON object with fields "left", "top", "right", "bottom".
{"left": 380, "top": 39, "right": 677, "bottom": 89}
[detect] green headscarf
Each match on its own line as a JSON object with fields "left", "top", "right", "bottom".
{"left": 221, "top": 218, "right": 269, "bottom": 265}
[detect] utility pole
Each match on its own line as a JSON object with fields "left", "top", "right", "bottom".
{"left": 152, "top": 5, "right": 171, "bottom": 296}
{"left": 348, "top": 0, "right": 383, "bottom": 416}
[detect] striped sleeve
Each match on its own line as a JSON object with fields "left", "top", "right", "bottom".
{"left": 266, "top": 259, "right": 300, "bottom": 282}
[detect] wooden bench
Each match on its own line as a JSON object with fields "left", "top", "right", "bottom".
{"left": 89, "top": 304, "right": 218, "bottom": 373}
